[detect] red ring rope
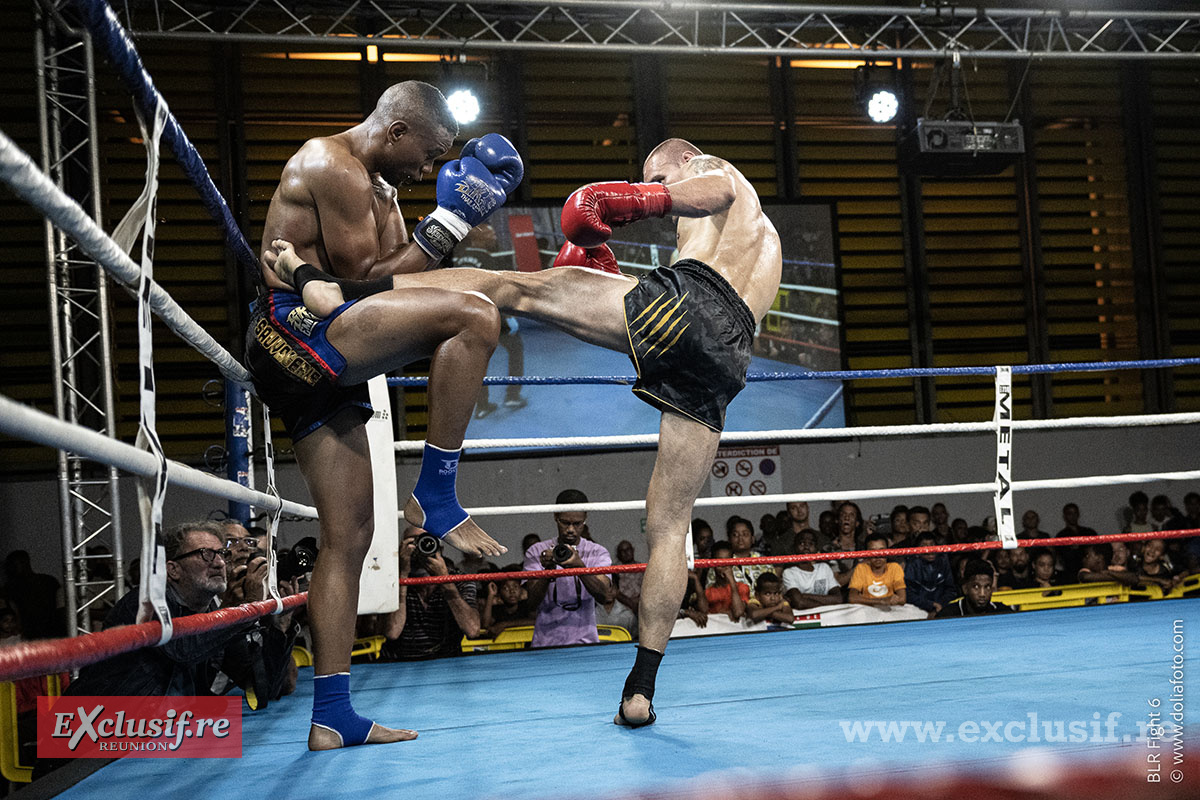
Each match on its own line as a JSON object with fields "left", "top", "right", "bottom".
{"left": 0, "top": 593, "right": 306, "bottom": 683}
{"left": 0, "top": 529, "right": 1194, "bottom": 682}
{"left": 401, "top": 528, "right": 1200, "bottom": 585}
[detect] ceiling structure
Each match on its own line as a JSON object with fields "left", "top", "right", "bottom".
{"left": 107, "top": 1, "right": 1200, "bottom": 60}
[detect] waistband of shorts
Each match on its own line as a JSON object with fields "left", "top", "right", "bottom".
{"left": 668, "top": 258, "right": 756, "bottom": 338}
{"left": 253, "top": 287, "right": 299, "bottom": 309}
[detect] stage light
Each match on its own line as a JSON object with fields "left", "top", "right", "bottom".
{"left": 854, "top": 65, "right": 899, "bottom": 124}
{"left": 447, "top": 89, "right": 480, "bottom": 125}
{"left": 867, "top": 88, "right": 899, "bottom": 123}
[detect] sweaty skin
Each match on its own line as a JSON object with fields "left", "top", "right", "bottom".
{"left": 261, "top": 129, "right": 449, "bottom": 288}
{"left": 642, "top": 153, "right": 782, "bottom": 321}
{"left": 262, "top": 129, "right": 507, "bottom": 559}
{"left": 255, "top": 84, "right": 513, "bottom": 751}
{"left": 271, "top": 151, "right": 782, "bottom": 327}
{"left": 269, "top": 144, "right": 782, "bottom": 729}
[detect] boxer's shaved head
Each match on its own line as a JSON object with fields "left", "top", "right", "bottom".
{"left": 372, "top": 81, "right": 459, "bottom": 137}
{"left": 645, "top": 138, "right": 702, "bottom": 168}
{"left": 643, "top": 138, "right": 704, "bottom": 183}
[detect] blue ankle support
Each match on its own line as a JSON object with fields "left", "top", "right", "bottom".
{"left": 411, "top": 442, "right": 469, "bottom": 537}
{"left": 311, "top": 672, "right": 374, "bottom": 747}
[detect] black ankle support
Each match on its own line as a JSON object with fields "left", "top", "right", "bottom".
{"left": 292, "top": 263, "right": 392, "bottom": 301}
{"left": 622, "top": 646, "right": 664, "bottom": 701}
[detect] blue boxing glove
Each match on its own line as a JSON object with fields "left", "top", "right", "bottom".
{"left": 460, "top": 133, "right": 524, "bottom": 194}
{"left": 413, "top": 156, "right": 508, "bottom": 259}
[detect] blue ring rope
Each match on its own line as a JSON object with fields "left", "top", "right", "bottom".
{"left": 386, "top": 357, "right": 1200, "bottom": 387}
{"left": 71, "top": 0, "right": 259, "bottom": 273}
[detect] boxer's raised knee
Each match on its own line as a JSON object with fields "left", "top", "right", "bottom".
{"left": 458, "top": 292, "right": 501, "bottom": 345}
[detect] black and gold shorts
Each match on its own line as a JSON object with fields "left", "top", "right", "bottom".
{"left": 622, "top": 258, "right": 756, "bottom": 432}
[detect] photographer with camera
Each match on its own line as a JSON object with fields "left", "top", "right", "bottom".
{"left": 219, "top": 521, "right": 270, "bottom": 608}
{"left": 522, "top": 489, "right": 613, "bottom": 648}
{"left": 381, "top": 527, "right": 481, "bottom": 660}
{"left": 211, "top": 521, "right": 301, "bottom": 706}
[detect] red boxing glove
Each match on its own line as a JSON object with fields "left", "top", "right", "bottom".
{"left": 560, "top": 182, "right": 672, "bottom": 248}
{"left": 552, "top": 241, "right": 620, "bottom": 274}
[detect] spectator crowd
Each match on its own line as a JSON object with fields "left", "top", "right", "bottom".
{"left": 356, "top": 487, "right": 1199, "bottom": 649}
{"left": 1, "top": 488, "right": 1196, "bottom": 785}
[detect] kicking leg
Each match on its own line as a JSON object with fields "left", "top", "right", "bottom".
{"left": 392, "top": 266, "right": 636, "bottom": 354}
{"left": 617, "top": 411, "right": 721, "bottom": 727}
{"left": 270, "top": 242, "right": 634, "bottom": 354}
{"left": 293, "top": 411, "right": 417, "bottom": 750}
{"left": 328, "top": 287, "right": 506, "bottom": 557}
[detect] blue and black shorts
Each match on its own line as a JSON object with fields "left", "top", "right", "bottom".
{"left": 245, "top": 290, "right": 372, "bottom": 442}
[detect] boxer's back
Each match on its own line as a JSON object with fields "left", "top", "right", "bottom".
{"left": 674, "top": 156, "right": 781, "bottom": 322}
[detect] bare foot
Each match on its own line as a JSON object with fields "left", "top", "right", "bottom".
{"left": 266, "top": 238, "right": 303, "bottom": 285}
{"left": 267, "top": 238, "right": 345, "bottom": 317}
{"left": 443, "top": 520, "right": 508, "bottom": 559}
{"left": 403, "top": 496, "right": 507, "bottom": 558}
{"left": 614, "top": 694, "right": 654, "bottom": 727}
{"left": 307, "top": 722, "right": 417, "bottom": 751}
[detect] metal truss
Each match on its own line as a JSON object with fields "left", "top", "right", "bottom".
{"left": 36, "top": 4, "right": 126, "bottom": 636}
{"left": 116, "top": 1, "right": 1200, "bottom": 60}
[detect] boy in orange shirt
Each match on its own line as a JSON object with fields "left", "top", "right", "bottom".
{"left": 848, "top": 532, "right": 907, "bottom": 608}
{"left": 704, "top": 541, "right": 750, "bottom": 621}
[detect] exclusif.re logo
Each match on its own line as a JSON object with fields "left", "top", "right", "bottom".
{"left": 38, "top": 697, "right": 243, "bottom": 759}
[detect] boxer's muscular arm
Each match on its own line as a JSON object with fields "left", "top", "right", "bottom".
{"left": 306, "top": 151, "right": 435, "bottom": 280}
{"left": 661, "top": 156, "right": 737, "bottom": 218}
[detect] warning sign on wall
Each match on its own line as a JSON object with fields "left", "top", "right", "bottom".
{"left": 707, "top": 445, "right": 782, "bottom": 499}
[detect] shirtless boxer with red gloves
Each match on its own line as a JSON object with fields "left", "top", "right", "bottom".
{"left": 267, "top": 138, "right": 782, "bottom": 728}
{"left": 249, "top": 81, "right": 519, "bottom": 750}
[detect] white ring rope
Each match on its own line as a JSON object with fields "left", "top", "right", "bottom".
{"left": 454, "top": 469, "right": 1200, "bottom": 518}
{"left": 0, "top": 394, "right": 317, "bottom": 519}
{"left": 0, "top": 129, "right": 251, "bottom": 388}
{"left": 394, "top": 411, "right": 1200, "bottom": 453}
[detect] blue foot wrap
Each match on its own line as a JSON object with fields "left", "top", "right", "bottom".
{"left": 311, "top": 672, "right": 374, "bottom": 747}
{"left": 411, "top": 442, "right": 469, "bottom": 537}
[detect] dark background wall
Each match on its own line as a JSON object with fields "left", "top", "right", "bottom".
{"left": 1, "top": 1, "right": 1197, "bottom": 475}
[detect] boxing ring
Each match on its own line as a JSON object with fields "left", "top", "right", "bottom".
{"left": 2, "top": 1, "right": 1200, "bottom": 797}
{"left": 27, "top": 598, "right": 1200, "bottom": 800}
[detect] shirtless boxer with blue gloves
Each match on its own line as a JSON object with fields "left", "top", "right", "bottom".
{"left": 268, "top": 138, "right": 782, "bottom": 730}
{"left": 248, "top": 81, "right": 520, "bottom": 750}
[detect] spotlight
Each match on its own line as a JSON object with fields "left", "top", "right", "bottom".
{"left": 854, "top": 64, "right": 899, "bottom": 124}
{"left": 447, "top": 89, "right": 480, "bottom": 125}
{"left": 867, "top": 88, "right": 898, "bottom": 123}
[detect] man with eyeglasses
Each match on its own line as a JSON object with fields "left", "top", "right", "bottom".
{"left": 212, "top": 520, "right": 303, "bottom": 704}
{"left": 55, "top": 521, "right": 273, "bottom": 697}
{"left": 218, "top": 520, "right": 271, "bottom": 608}
{"left": 522, "top": 489, "right": 612, "bottom": 648}
{"left": 220, "top": 520, "right": 258, "bottom": 566}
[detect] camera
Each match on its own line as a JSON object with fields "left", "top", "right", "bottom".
{"left": 412, "top": 533, "right": 443, "bottom": 570}
{"left": 415, "top": 533, "right": 441, "bottom": 558}
{"left": 278, "top": 544, "right": 316, "bottom": 584}
{"left": 551, "top": 543, "right": 575, "bottom": 564}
